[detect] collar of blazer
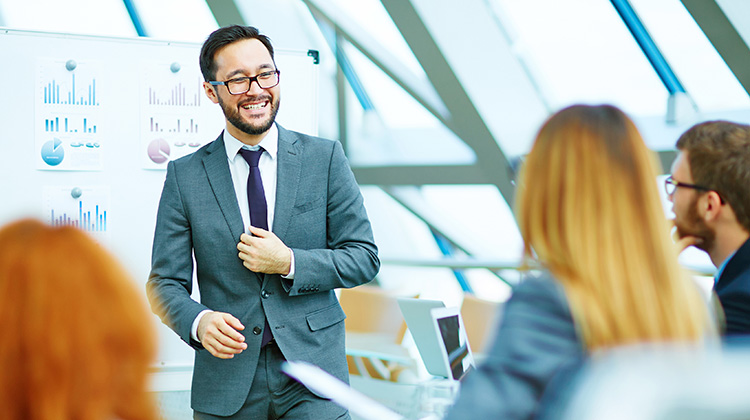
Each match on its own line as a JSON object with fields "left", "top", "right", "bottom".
{"left": 201, "top": 125, "right": 305, "bottom": 243}
{"left": 716, "top": 237, "right": 750, "bottom": 290}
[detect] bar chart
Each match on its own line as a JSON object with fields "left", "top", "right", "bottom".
{"left": 147, "top": 82, "right": 201, "bottom": 107}
{"left": 36, "top": 59, "right": 105, "bottom": 171}
{"left": 45, "top": 186, "right": 111, "bottom": 235}
{"left": 148, "top": 116, "right": 198, "bottom": 134}
{"left": 44, "top": 116, "right": 97, "bottom": 133}
{"left": 50, "top": 200, "right": 108, "bottom": 232}
{"left": 42, "top": 72, "right": 99, "bottom": 106}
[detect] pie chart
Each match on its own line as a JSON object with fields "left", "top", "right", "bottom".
{"left": 41, "top": 138, "right": 65, "bottom": 166}
{"left": 148, "top": 138, "right": 170, "bottom": 164}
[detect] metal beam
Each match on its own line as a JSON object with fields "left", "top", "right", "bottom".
{"left": 335, "top": 29, "right": 349, "bottom": 153}
{"left": 612, "top": 0, "right": 685, "bottom": 94}
{"left": 302, "top": 0, "right": 449, "bottom": 126}
{"left": 353, "top": 165, "right": 489, "bottom": 186}
{"left": 681, "top": 0, "right": 750, "bottom": 97}
{"left": 206, "top": 0, "right": 247, "bottom": 27}
{"left": 657, "top": 150, "right": 677, "bottom": 174}
{"left": 122, "top": 0, "right": 148, "bottom": 36}
{"left": 381, "top": 257, "right": 519, "bottom": 271}
{"left": 379, "top": 0, "right": 516, "bottom": 205}
{"left": 382, "top": 186, "right": 513, "bottom": 286}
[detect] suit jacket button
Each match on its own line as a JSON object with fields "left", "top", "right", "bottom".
{"left": 252, "top": 326, "right": 262, "bottom": 335}
{"left": 261, "top": 290, "right": 269, "bottom": 299}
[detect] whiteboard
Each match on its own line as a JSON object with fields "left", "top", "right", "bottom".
{"left": 0, "top": 28, "right": 319, "bottom": 378}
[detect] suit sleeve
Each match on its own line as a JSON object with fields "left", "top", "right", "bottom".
{"left": 444, "top": 278, "right": 583, "bottom": 420}
{"left": 286, "top": 140, "right": 380, "bottom": 295}
{"left": 146, "top": 160, "right": 209, "bottom": 349}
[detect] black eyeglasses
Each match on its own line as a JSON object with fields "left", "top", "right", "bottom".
{"left": 664, "top": 175, "right": 723, "bottom": 204}
{"left": 209, "top": 70, "right": 280, "bottom": 95}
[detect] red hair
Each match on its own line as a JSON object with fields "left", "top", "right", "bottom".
{"left": 0, "top": 219, "right": 157, "bottom": 420}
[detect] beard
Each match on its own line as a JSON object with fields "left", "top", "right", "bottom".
{"left": 218, "top": 94, "right": 280, "bottom": 136}
{"left": 674, "top": 195, "right": 716, "bottom": 253}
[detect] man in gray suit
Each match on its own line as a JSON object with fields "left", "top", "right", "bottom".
{"left": 147, "top": 25, "right": 380, "bottom": 419}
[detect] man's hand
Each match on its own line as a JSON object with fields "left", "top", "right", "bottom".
{"left": 237, "top": 226, "right": 292, "bottom": 275}
{"left": 669, "top": 219, "right": 703, "bottom": 253}
{"left": 197, "top": 311, "right": 247, "bottom": 359}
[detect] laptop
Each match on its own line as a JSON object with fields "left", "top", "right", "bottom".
{"left": 397, "top": 297, "right": 447, "bottom": 377}
{"left": 397, "top": 298, "right": 475, "bottom": 379}
{"left": 431, "top": 306, "right": 474, "bottom": 380}
{"left": 281, "top": 360, "right": 405, "bottom": 420}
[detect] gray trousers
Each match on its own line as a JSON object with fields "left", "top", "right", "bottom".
{"left": 194, "top": 341, "right": 350, "bottom": 420}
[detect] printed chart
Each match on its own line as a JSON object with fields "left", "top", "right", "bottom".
{"left": 140, "top": 61, "right": 223, "bottom": 169}
{"left": 36, "top": 59, "right": 104, "bottom": 170}
{"left": 44, "top": 186, "right": 111, "bottom": 239}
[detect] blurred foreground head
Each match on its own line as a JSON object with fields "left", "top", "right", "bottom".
{"left": 0, "top": 219, "right": 157, "bottom": 420}
{"left": 516, "top": 104, "right": 713, "bottom": 350}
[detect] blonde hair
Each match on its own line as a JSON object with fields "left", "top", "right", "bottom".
{"left": 0, "top": 219, "right": 157, "bottom": 420}
{"left": 516, "top": 105, "right": 711, "bottom": 350}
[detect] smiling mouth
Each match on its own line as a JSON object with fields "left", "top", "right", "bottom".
{"left": 241, "top": 100, "right": 269, "bottom": 110}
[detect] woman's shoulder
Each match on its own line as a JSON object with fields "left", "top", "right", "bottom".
{"left": 513, "top": 271, "right": 567, "bottom": 304}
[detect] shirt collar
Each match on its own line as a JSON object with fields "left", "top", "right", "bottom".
{"left": 223, "top": 123, "right": 279, "bottom": 160}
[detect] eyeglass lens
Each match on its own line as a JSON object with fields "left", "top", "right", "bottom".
{"left": 227, "top": 72, "right": 279, "bottom": 94}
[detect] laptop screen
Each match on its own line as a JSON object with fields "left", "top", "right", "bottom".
{"left": 432, "top": 307, "right": 474, "bottom": 380}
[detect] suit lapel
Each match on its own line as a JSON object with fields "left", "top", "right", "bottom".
{"left": 717, "top": 238, "right": 750, "bottom": 290}
{"left": 273, "top": 126, "right": 302, "bottom": 242}
{"left": 203, "top": 133, "right": 245, "bottom": 240}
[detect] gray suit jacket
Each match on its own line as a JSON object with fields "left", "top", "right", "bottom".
{"left": 147, "top": 125, "right": 380, "bottom": 416}
{"left": 444, "top": 273, "right": 585, "bottom": 420}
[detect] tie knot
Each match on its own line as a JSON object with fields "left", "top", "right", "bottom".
{"left": 238, "top": 147, "right": 264, "bottom": 167}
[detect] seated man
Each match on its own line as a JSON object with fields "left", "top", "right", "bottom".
{"left": 668, "top": 120, "right": 750, "bottom": 335}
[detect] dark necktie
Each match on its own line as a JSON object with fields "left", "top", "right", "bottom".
{"left": 238, "top": 147, "right": 273, "bottom": 347}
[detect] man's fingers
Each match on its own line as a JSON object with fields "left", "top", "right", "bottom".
{"left": 222, "top": 313, "right": 245, "bottom": 330}
{"left": 675, "top": 235, "right": 702, "bottom": 253}
{"left": 200, "top": 312, "right": 248, "bottom": 358}
{"left": 204, "top": 341, "right": 241, "bottom": 359}
{"left": 211, "top": 330, "right": 247, "bottom": 351}
{"left": 247, "top": 225, "right": 270, "bottom": 238}
{"left": 239, "top": 232, "right": 253, "bottom": 244}
{"left": 218, "top": 313, "right": 246, "bottom": 336}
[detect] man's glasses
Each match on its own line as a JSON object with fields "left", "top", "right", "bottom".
{"left": 209, "top": 70, "right": 280, "bottom": 95}
{"left": 664, "top": 175, "right": 723, "bottom": 203}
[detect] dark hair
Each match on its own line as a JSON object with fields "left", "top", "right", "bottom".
{"left": 199, "top": 25, "right": 275, "bottom": 81}
{"left": 676, "top": 120, "right": 750, "bottom": 232}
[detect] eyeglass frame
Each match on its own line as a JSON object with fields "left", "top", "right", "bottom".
{"left": 664, "top": 175, "right": 724, "bottom": 203}
{"left": 208, "top": 69, "right": 280, "bottom": 95}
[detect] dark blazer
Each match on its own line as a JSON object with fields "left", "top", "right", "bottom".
{"left": 444, "top": 274, "right": 585, "bottom": 420}
{"left": 716, "top": 238, "right": 750, "bottom": 335}
{"left": 147, "top": 125, "right": 380, "bottom": 416}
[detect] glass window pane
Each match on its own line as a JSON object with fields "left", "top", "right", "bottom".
{"left": 419, "top": 185, "right": 523, "bottom": 261}
{"left": 491, "top": 0, "right": 668, "bottom": 116}
{"left": 630, "top": 0, "right": 750, "bottom": 112}
{"left": 0, "top": 0, "right": 136, "bottom": 37}
{"left": 361, "top": 186, "right": 465, "bottom": 304}
{"left": 329, "top": 0, "right": 423, "bottom": 75}
{"left": 130, "top": 0, "right": 218, "bottom": 42}
{"left": 344, "top": 43, "right": 476, "bottom": 166}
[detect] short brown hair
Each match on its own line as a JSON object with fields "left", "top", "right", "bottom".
{"left": 676, "top": 120, "right": 750, "bottom": 233}
{"left": 199, "top": 25, "right": 275, "bottom": 81}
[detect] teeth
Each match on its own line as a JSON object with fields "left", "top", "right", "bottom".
{"left": 243, "top": 102, "right": 265, "bottom": 110}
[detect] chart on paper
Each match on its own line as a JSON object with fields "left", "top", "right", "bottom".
{"left": 44, "top": 186, "right": 111, "bottom": 238}
{"left": 140, "top": 61, "right": 223, "bottom": 169}
{"left": 36, "top": 58, "right": 105, "bottom": 170}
